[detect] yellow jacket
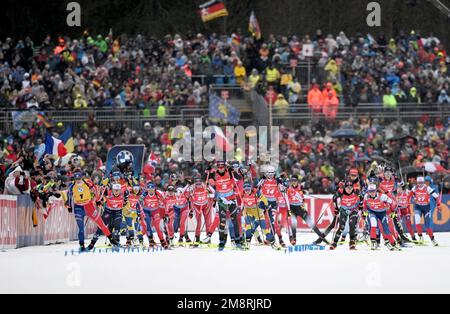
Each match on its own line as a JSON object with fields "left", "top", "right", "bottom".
{"left": 266, "top": 68, "right": 280, "bottom": 83}
{"left": 280, "top": 74, "right": 293, "bottom": 86}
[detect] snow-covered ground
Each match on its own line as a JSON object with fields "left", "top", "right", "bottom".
{"left": 1, "top": 232, "right": 450, "bottom": 294}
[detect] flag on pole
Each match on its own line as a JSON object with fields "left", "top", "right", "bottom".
{"left": 249, "top": 10, "right": 262, "bottom": 40}
{"left": 59, "top": 125, "right": 74, "bottom": 154}
{"left": 36, "top": 112, "right": 55, "bottom": 129}
{"left": 199, "top": 0, "right": 229, "bottom": 23}
{"left": 45, "top": 133, "right": 68, "bottom": 157}
{"left": 209, "top": 94, "right": 241, "bottom": 125}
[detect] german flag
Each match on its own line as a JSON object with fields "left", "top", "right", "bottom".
{"left": 199, "top": 0, "right": 229, "bottom": 23}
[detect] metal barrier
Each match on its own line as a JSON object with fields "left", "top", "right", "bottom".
{"left": 272, "top": 103, "right": 450, "bottom": 127}
{"left": 2, "top": 102, "right": 448, "bottom": 132}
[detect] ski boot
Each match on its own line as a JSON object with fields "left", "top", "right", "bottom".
{"left": 162, "top": 240, "right": 170, "bottom": 250}
{"left": 349, "top": 241, "right": 357, "bottom": 251}
{"left": 418, "top": 235, "right": 424, "bottom": 245}
{"left": 431, "top": 237, "right": 439, "bottom": 247}
{"left": 290, "top": 236, "right": 297, "bottom": 246}
{"left": 139, "top": 239, "right": 147, "bottom": 249}
{"left": 218, "top": 242, "right": 225, "bottom": 252}
{"left": 125, "top": 238, "right": 133, "bottom": 248}
{"left": 201, "top": 234, "right": 212, "bottom": 245}
{"left": 169, "top": 238, "right": 175, "bottom": 248}
{"left": 278, "top": 235, "right": 287, "bottom": 248}
{"left": 185, "top": 235, "right": 192, "bottom": 245}
{"left": 243, "top": 241, "right": 251, "bottom": 251}
{"left": 148, "top": 236, "right": 156, "bottom": 248}
{"left": 178, "top": 237, "right": 185, "bottom": 248}
{"left": 385, "top": 242, "right": 397, "bottom": 251}
{"left": 79, "top": 244, "right": 86, "bottom": 253}
{"left": 370, "top": 240, "right": 379, "bottom": 251}
{"left": 108, "top": 235, "right": 120, "bottom": 247}
{"left": 271, "top": 242, "right": 282, "bottom": 251}
{"left": 191, "top": 236, "right": 201, "bottom": 248}
{"left": 400, "top": 234, "right": 411, "bottom": 243}
{"left": 86, "top": 240, "right": 96, "bottom": 251}
{"left": 386, "top": 242, "right": 402, "bottom": 251}
{"left": 329, "top": 243, "right": 337, "bottom": 251}
{"left": 132, "top": 237, "right": 141, "bottom": 247}
{"left": 256, "top": 235, "right": 264, "bottom": 246}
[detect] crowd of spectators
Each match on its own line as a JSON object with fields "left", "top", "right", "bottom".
{"left": 0, "top": 30, "right": 449, "bottom": 195}
{"left": 1, "top": 29, "right": 449, "bottom": 115}
{"left": 1, "top": 114, "right": 449, "bottom": 195}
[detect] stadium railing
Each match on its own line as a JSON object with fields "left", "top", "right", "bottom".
{"left": 1, "top": 103, "right": 448, "bottom": 132}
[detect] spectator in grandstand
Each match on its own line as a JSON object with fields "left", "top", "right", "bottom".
{"left": 383, "top": 87, "right": 398, "bottom": 110}
{"left": 274, "top": 94, "right": 289, "bottom": 115}
{"left": 307, "top": 83, "right": 323, "bottom": 114}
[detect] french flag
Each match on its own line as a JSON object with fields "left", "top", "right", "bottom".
{"left": 45, "top": 133, "right": 68, "bottom": 157}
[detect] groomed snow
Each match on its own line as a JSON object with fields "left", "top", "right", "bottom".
{"left": 1, "top": 232, "right": 449, "bottom": 294}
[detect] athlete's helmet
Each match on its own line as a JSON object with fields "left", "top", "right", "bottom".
{"left": 290, "top": 175, "right": 299, "bottom": 182}
{"left": 367, "top": 184, "right": 377, "bottom": 192}
{"left": 170, "top": 173, "right": 178, "bottom": 181}
{"left": 217, "top": 161, "right": 226, "bottom": 170}
{"left": 193, "top": 175, "right": 202, "bottom": 185}
{"left": 132, "top": 184, "right": 141, "bottom": 194}
{"left": 384, "top": 166, "right": 393, "bottom": 177}
{"left": 243, "top": 182, "right": 253, "bottom": 192}
{"left": 74, "top": 172, "right": 83, "bottom": 180}
{"left": 147, "top": 183, "right": 156, "bottom": 191}
{"left": 265, "top": 166, "right": 275, "bottom": 179}
{"left": 116, "top": 150, "right": 134, "bottom": 167}
{"left": 112, "top": 184, "right": 121, "bottom": 195}
{"left": 349, "top": 168, "right": 359, "bottom": 177}
{"left": 344, "top": 179, "right": 354, "bottom": 189}
{"left": 417, "top": 177, "right": 425, "bottom": 186}
{"left": 167, "top": 185, "right": 175, "bottom": 193}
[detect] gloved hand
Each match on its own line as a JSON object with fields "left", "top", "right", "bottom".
{"left": 390, "top": 212, "right": 397, "bottom": 219}
{"left": 67, "top": 206, "right": 73, "bottom": 213}
{"left": 362, "top": 211, "right": 369, "bottom": 217}
{"left": 334, "top": 208, "right": 339, "bottom": 216}
{"left": 96, "top": 201, "right": 102, "bottom": 207}
{"left": 189, "top": 211, "right": 194, "bottom": 219}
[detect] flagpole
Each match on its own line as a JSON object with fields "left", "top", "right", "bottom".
{"left": 223, "top": 0, "right": 227, "bottom": 34}
{"left": 269, "top": 97, "right": 273, "bottom": 148}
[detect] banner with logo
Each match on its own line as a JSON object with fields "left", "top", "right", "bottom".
{"left": 105, "top": 145, "right": 146, "bottom": 177}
